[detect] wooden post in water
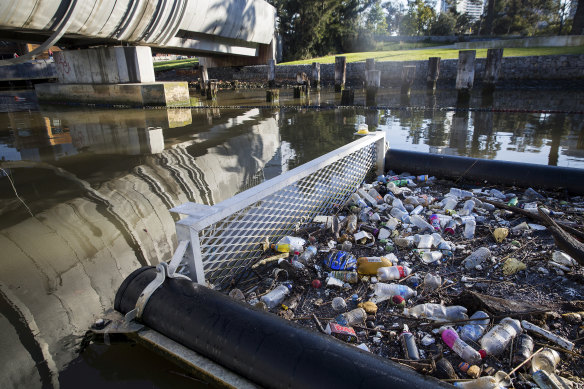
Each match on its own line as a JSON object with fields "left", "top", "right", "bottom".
{"left": 365, "top": 58, "right": 375, "bottom": 85}
{"left": 206, "top": 80, "right": 217, "bottom": 100}
{"left": 311, "top": 62, "right": 321, "bottom": 89}
{"left": 267, "top": 59, "right": 276, "bottom": 88}
{"left": 335, "top": 56, "right": 346, "bottom": 92}
{"left": 340, "top": 89, "right": 354, "bottom": 105}
{"left": 366, "top": 70, "right": 381, "bottom": 106}
{"left": 293, "top": 85, "right": 308, "bottom": 98}
{"left": 401, "top": 65, "right": 416, "bottom": 95}
{"left": 456, "top": 50, "right": 476, "bottom": 103}
{"left": 266, "top": 89, "right": 279, "bottom": 103}
{"left": 483, "top": 48, "right": 504, "bottom": 94}
{"left": 199, "top": 65, "right": 208, "bottom": 96}
{"left": 427, "top": 57, "right": 440, "bottom": 93}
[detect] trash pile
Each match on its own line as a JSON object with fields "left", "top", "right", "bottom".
{"left": 226, "top": 172, "right": 584, "bottom": 388}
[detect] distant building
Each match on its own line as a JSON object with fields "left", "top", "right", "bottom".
{"left": 439, "top": 0, "right": 485, "bottom": 21}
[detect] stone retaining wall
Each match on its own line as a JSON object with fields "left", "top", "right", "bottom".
{"left": 208, "top": 54, "right": 584, "bottom": 86}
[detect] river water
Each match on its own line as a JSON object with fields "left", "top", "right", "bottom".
{"left": 0, "top": 87, "right": 583, "bottom": 388}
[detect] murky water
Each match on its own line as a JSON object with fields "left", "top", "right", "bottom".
{"left": 0, "top": 87, "right": 583, "bottom": 388}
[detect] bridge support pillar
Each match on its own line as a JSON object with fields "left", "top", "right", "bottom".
{"left": 35, "top": 46, "right": 189, "bottom": 107}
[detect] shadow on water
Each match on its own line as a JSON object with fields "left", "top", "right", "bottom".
{"left": 0, "top": 86, "right": 583, "bottom": 388}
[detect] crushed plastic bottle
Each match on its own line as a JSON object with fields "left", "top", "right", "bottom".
{"left": 423, "top": 273, "right": 442, "bottom": 291}
{"left": 346, "top": 213, "right": 358, "bottom": 233}
{"left": 377, "top": 266, "right": 411, "bottom": 281}
{"left": 298, "top": 245, "right": 317, "bottom": 263}
{"left": 531, "top": 348, "right": 560, "bottom": 374}
{"left": 331, "top": 296, "right": 347, "bottom": 311}
{"left": 462, "top": 247, "right": 491, "bottom": 270}
{"left": 335, "top": 307, "right": 366, "bottom": 326}
{"left": 261, "top": 284, "right": 291, "bottom": 309}
{"left": 417, "top": 234, "right": 434, "bottom": 249}
{"left": 441, "top": 196, "right": 458, "bottom": 210}
{"left": 512, "top": 334, "right": 534, "bottom": 367}
{"left": 422, "top": 251, "right": 443, "bottom": 264}
{"left": 441, "top": 328, "right": 483, "bottom": 364}
{"left": 460, "top": 311, "right": 490, "bottom": 343}
{"left": 271, "top": 236, "right": 306, "bottom": 253}
{"left": 411, "top": 215, "right": 434, "bottom": 233}
{"left": 479, "top": 317, "right": 522, "bottom": 356}
{"left": 405, "top": 303, "right": 468, "bottom": 322}
{"left": 324, "top": 251, "right": 357, "bottom": 271}
{"left": 372, "top": 283, "right": 417, "bottom": 301}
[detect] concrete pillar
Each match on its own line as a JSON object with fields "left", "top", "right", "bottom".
{"left": 456, "top": 50, "right": 476, "bottom": 102}
{"left": 206, "top": 81, "right": 217, "bottom": 100}
{"left": 267, "top": 59, "right": 276, "bottom": 88}
{"left": 35, "top": 46, "right": 189, "bottom": 107}
{"left": 199, "top": 65, "right": 209, "bottom": 96}
{"left": 266, "top": 89, "right": 279, "bottom": 103}
{"left": 427, "top": 57, "right": 440, "bottom": 93}
{"left": 366, "top": 70, "right": 381, "bottom": 106}
{"left": 483, "top": 48, "right": 504, "bottom": 93}
{"left": 335, "top": 56, "right": 346, "bottom": 92}
{"left": 365, "top": 58, "right": 375, "bottom": 84}
{"left": 401, "top": 65, "right": 416, "bottom": 95}
{"left": 340, "top": 89, "right": 354, "bottom": 105}
{"left": 311, "top": 62, "right": 321, "bottom": 89}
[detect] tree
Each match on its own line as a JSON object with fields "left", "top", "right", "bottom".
{"left": 382, "top": 0, "right": 406, "bottom": 35}
{"left": 430, "top": 12, "right": 457, "bottom": 35}
{"left": 483, "top": 0, "right": 496, "bottom": 35}
{"left": 572, "top": 0, "right": 584, "bottom": 34}
{"left": 400, "top": 0, "right": 436, "bottom": 35}
{"left": 367, "top": 0, "right": 389, "bottom": 35}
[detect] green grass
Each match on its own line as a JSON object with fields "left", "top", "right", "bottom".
{"left": 280, "top": 46, "right": 584, "bottom": 65}
{"left": 153, "top": 58, "right": 199, "bottom": 72}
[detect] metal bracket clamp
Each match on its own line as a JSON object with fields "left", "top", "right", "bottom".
{"left": 124, "top": 261, "right": 190, "bottom": 323}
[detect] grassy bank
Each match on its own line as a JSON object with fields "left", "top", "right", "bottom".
{"left": 280, "top": 46, "right": 584, "bottom": 65}
{"left": 153, "top": 58, "right": 199, "bottom": 72}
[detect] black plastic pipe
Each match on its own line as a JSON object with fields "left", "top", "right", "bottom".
{"left": 386, "top": 149, "right": 584, "bottom": 195}
{"left": 115, "top": 267, "right": 452, "bottom": 389}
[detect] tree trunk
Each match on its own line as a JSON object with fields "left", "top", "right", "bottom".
{"left": 484, "top": 0, "right": 496, "bottom": 35}
{"left": 571, "top": 0, "right": 584, "bottom": 35}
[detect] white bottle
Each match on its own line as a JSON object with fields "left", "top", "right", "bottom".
{"left": 460, "top": 199, "right": 475, "bottom": 216}
{"left": 479, "top": 317, "right": 522, "bottom": 356}
{"left": 372, "top": 283, "right": 417, "bottom": 301}
{"left": 405, "top": 303, "right": 468, "bottom": 322}
{"left": 410, "top": 215, "right": 434, "bottom": 232}
{"left": 377, "top": 266, "right": 411, "bottom": 281}
{"left": 392, "top": 197, "right": 407, "bottom": 212}
{"left": 462, "top": 247, "right": 491, "bottom": 270}
{"left": 441, "top": 197, "right": 458, "bottom": 210}
{"left": 454, "top": 376, "right": 499, "bottom": 389}
{"left": 417, "top": 234, "right": 434, "bottom": 249}
{"left": 463, "top": 219, "right": 476, "bottom": 239}
{"left": 260, "top": 284, "right": 291, "bottom": 309}
{"left": 460, "top": 311, "right": 490, "bottom": 343}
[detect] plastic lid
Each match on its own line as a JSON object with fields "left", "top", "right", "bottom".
{"left": 478, "top": 349, "right": 487, "bottom": 359}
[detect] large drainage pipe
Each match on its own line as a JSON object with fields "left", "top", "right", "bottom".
{"left": 386, "top": 149, "right": 584, "bottom": 195}
{"left": 115, "top": 267, "right": 452, "bottom": 389}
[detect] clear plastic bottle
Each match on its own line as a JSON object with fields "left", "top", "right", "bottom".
{"left": 422, "top": 251, "right": 443, "bottom": 264}
{"left": 357, "top": 188, "right": 377, "bottom": 206}
{"left": 417, "top": 234, "right": 434, "bottom": 249}
{"left": 450, "top": 188, "right": 474, "bottom": 198}
{"left": 410, "top": 215, "right": 434, "bottom": 232}
{"left": 410, "top": 205, "right": 424, "bottom": 215}
{"left": 512, "top": 334, "right": 534, "bottom": 367}
{"left": 368, "top": 188, "right": 384, "bottom": 204}
{"left": 479, "top": 317, "right": 522, "bottom": 356}
{"left": 261, "top": 284, "right": 291, "bottom": 309}
{"left": 377, "top": 265, "right": 411, "bottom": 281}
{"left": 392, "top": 197, "right": 407, "bottom": 212}
{"left": 460, "top": 199, "right": 475, "bottom": 216}
{"left": 463, "top": 219, "right": 476, "bottom": 239}
{"left": 390, "top": 207, "right": 410, "bottom": 223}
{"left": 405, "top": 303, "right": 468, "bottom": 321}
{"left": 346, "top": 214, "right": 358, "bottom": 233}
{"left": 462, "top": 247, "right": 491, "bottom": 270}
{"left": 298, "top": 245, "right": 317, "bottom": 263}
{"left": 531, "top": 348, "right": 560, "bottom": 373}
{"left": 453, "top": 376, "right": 499, "bottom": 389}
{"left": 331, "top": 296, "right": 347, "bottom": 311}
{"left": 373, "top": 283, "right": 417, "bottom": 301}
{"left": 441, "top": 197, "right": 458, "bottom": 211}
{"left": 271, "top": 236, "right": 306, "bottom": 253}
{"left": 335, "top": 307, "right": 366, "bottom": 326}
{"left": 460, "top": 311, "right": 490, "bottom": 343}
{"left": 441, "top": 328, "right": 483, "bottom": 364}
{"left": 423, "top": 273, "right": 442, "bottom": 291}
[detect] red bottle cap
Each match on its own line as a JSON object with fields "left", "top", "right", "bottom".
{"left": 478, "top": 349, "right": 487, "bottom": 359}
{"left": 311, "top": 279, "right": 322, "bottom": 289}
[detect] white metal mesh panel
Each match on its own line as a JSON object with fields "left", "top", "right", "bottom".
{"left": 172, "top": 133, "right": 385, "bottom": 289}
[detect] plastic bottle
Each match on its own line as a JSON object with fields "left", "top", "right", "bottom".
{"left": 512, "top": 334, "right": 534, "bottom": 367}
{"left": 453, "top": 376, "right": 499, "bottom": 389}
{"left": 390, "top": 207, "right": 410, "bottom": 223}
{"left": 357, "top": 255, "right": 396, "bottom": 275}
{"left": 329, "top": 270, "right": 359, "bottom": 283}
{"left": 405, "top": 303, "right": 468, "bottom": 321}
{"left": 392, "top": 197, "right": 407, "bottom": 211}
{"left": 394, "top": 236, "right": 414, "bottom": 248}
{"left": 531, "top": 348, "right": 560, "bottom": 373}
{"left": 479, "top": 317, "right": 522, "bottom": 356}
{"left": 298, "top": 245, "right": 317, "bottom": 263}
{"left": 341, "top": 240, "right": 353, "bottom": 251}
{"left": 463, "top": 219, "right": 476, "bottom": 239}
{"left": 444, "top": 219, "right": 457, "bottom": 235}
{"left": 335, "top": 307, "right": 366, "bottom": 327}
{"left": 460, "top": 311, "right": 490, "bottom": 343}
{"left": 410, "top": 205, "right": 424, "bottom": 215}
{"left": 271, "top": 236, "right": 306, "bottom": 253}
{"left": 442, "top": 328, "right": 483, "bottom": 364}
{"left": 357, "top": 188, "right": 377, "bottom": 207}
{"left": 462, "top": 247, "right": 491, "bottom": 270}
{"left": 411, "top": 215, "right": 434, "bottom": 233}
{"left": 368, "top": 188, "right": 384, "bottom": 204}
{"left": 331, "top": 296, "right": 347, "bottom": 311}
{"left": 423, "top": 273, "right": 442, "bottom": 291}
{"left": 429, "top": 214, "right": 441, "bottom": 231}
{"left": 489, "top": 188, "right": 506, "bottom": 199}
{"left": 346, "top": 214, "right": 357, "bottom": 233}
{"left": 261, "top": 284, "right": 291, "bottom": 309}
{"left": 460, "top": 199, "right": 475, "bottom": 216}
{"left": 450, "top": 188, "right": 474, "bottom": 198}
{"left": 290, "top": 251, "right": 305, "bottom": 270}
{"left": 399, "top": 326, "right": 420, "bottom": 360}
{"left": 422, "top": 251, "right": 443, "bottom": 264}
{"left": 373, "top": 283, "right": 417, "bottom": 301}
{"left": 417, "top": 234, "right": 434, "bottom": 249}
{"left": 377, "top": 266, "right": 411, "bottom": 281}
{"left": 441, "top": 197, "right": 458, "bottom": 211}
